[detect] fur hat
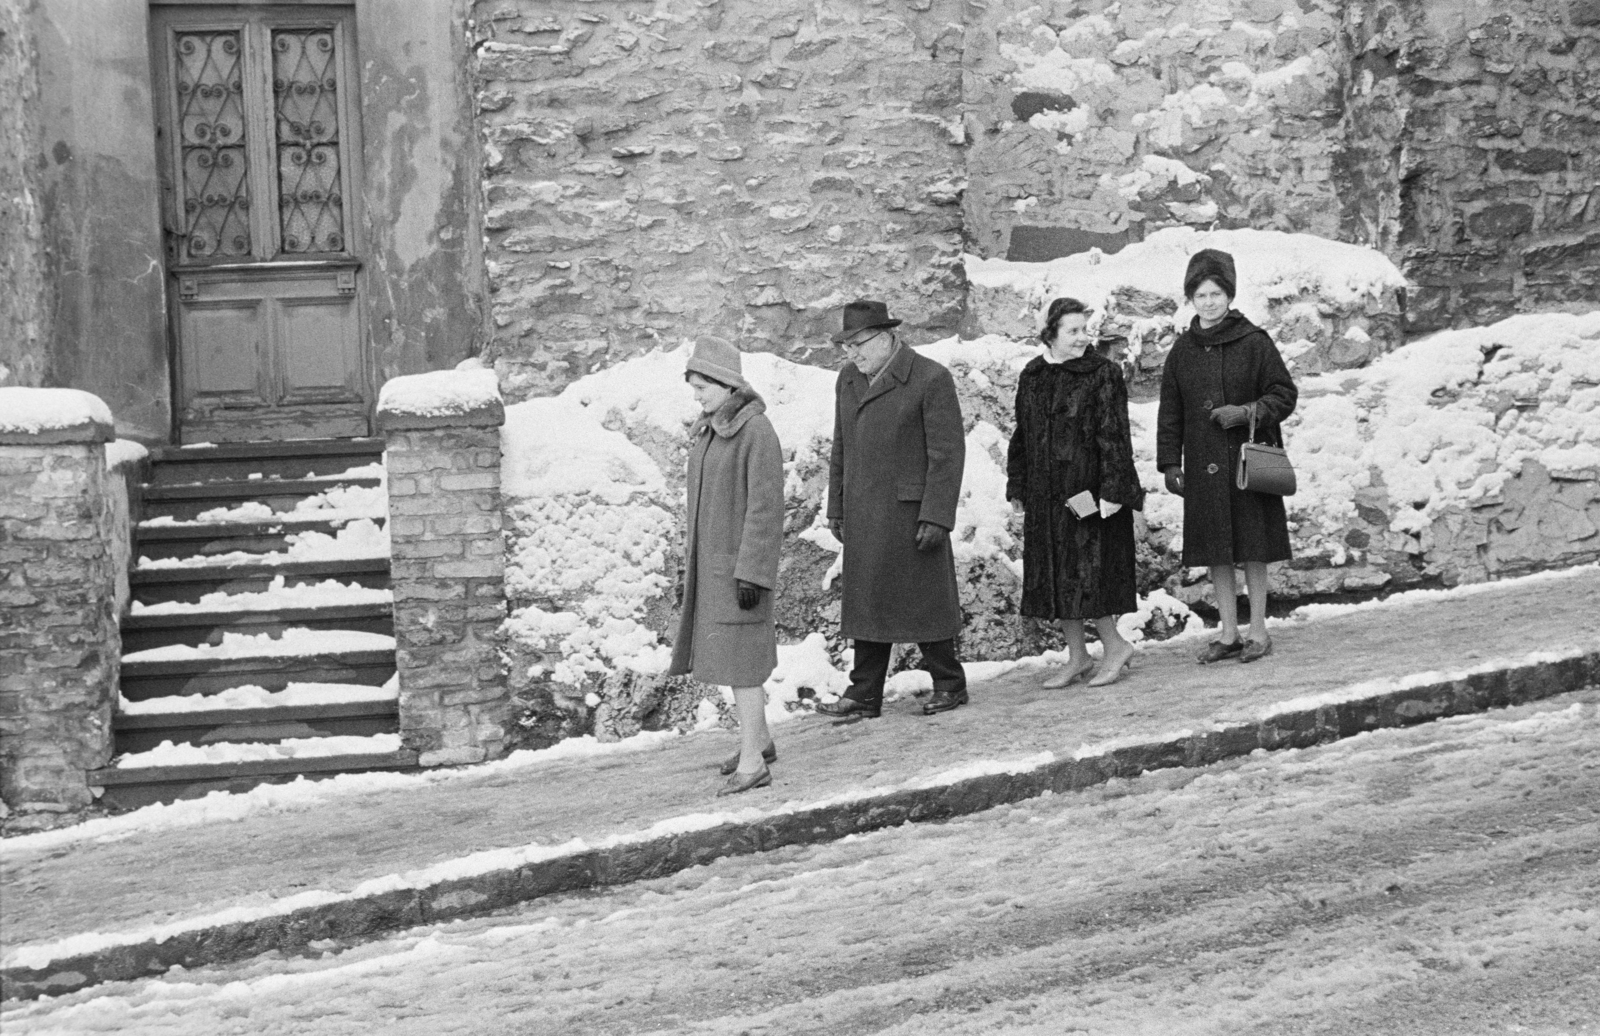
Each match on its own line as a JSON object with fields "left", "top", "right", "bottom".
{"left": 1183, "top": 248, "right": 1237, "bottom": 301}
{"left": 685, "top": 335, "right": 748, "bottom": 389}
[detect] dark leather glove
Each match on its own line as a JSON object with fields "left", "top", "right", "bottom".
{"left": 1210, "top": 403, "right": 1251, "bottom": 429}
{"left": 736, "top": 579, "right": 764, "bottom": 610}
{"left": 1162, "top": 467, "right": 1184, "bottom": 496}
{"left": 828, "top": 517, "right": 843, "bottom": 542}
{"left": 915, "top": 521, "right": 948, "bottom": 552}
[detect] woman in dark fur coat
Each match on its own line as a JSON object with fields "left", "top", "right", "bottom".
{"left": 1006, "top": 297, "right": 1146, "bottom": 688}
{"left": 1156, "top": 249, "right": 1298, "bottom": 665}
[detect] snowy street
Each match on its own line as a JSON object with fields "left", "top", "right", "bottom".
{"left": 6, "top": 688, "right": 1597, "bottom": 1036}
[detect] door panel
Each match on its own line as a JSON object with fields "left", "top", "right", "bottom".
{"left": 182, "top": 297, "right": 267, "bottom": 403}
{"left": 152, "top": 4, "right": 368, "bottom": 443}
{"left": 276, "top": 292, "right": 362, "bottom": 403}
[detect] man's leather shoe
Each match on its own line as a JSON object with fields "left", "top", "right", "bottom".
{"left": 921, "top": 689, "right": 968, "bottom": 715}
{"left": 816, "top": 697, "right": 881, "bottom": 719}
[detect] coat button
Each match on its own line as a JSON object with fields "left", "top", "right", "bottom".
{"left": 1202, "top": 399, "right": 1214, "bottom": 409}
{"left": 1206, "top": 463, "right": 1219, "bottom": 474}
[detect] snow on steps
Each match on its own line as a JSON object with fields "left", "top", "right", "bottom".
{"left": 104, "top": 439, "right": 410, "bottom": 807}
{"left": 144, "top": 436, "right": 385, "bottom": 486}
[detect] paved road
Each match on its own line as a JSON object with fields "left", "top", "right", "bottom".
{"left": 6, "top": 688, "right": 1597, "bottom": 1035}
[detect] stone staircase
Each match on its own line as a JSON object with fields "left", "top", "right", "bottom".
{"left": 90, "top": 438, "right": 419, "bottom": 809}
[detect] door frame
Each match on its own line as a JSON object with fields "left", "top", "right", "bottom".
{"left": 148, "top": 0, "right": 374, "bottom": 442}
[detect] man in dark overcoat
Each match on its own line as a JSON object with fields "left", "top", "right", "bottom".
{"left": 816, "top": 300, "right": 970, "bottom": 718}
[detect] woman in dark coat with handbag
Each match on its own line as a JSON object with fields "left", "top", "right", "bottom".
{"left": 1156, "top": 249, "right": 1298, "bottom": 664}
{"left": 666, "top": 336, "right": 786, "bottom": 795}
{"left": 1007, "top": 297, "right": 1146, "bottom": 688}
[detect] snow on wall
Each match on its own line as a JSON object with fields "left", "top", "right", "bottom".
{"left": 376, "top": 369, "right": 501, "bottom": 419}
{"left": 965, "top": 227, "right": 1408, "bottom": 377}
{"left": 0, "top": 386, "right": 113, "bottom": 435}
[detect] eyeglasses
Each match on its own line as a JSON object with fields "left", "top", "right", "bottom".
{"left": 841, "top": 331, "right": 888, "bottom": 352}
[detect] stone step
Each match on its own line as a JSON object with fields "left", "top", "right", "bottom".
{"left": 120, "top": 650, "right": 396, "bottom": 701}
{"left": 87, "top": 749, "right": 420, "bottom": 810}
{"left": 120, "top": 603, "right": 394, "bottom": 652}
{"left": 135, "top": 516, "right": 387, "bottom": 561}
{"left": 130, "top": 558, "right": 390, "bottom": 605}
{"left": 146, "top": 438, "right": 386, "bottom": 487}
{"left": 113, "top": 699, "right": 400, "bottom": 754}
{"left": 140, "top": 476, "right": 384, "bottom": 522}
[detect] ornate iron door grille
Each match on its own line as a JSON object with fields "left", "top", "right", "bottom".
{"left": 154, "top": 6, "right": 359, "bottom": 266}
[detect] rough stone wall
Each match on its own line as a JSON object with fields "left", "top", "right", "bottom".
{"left": 381, "top": 415, "right": 513, "bottom": 766}
{"left": 0, "top": 0, "right": 50, "bottom": 389}
{"left": 470, "top": 0, "right": 968, "bottom": 398}
{"left": 1340, "top": 0, "right": 1600, "bottom": 333}
{"left": 960, "top": 0, "right": 1347, "bottom": 264}
{"left": 0, "top": 438, "right": 119, "bottom": 815}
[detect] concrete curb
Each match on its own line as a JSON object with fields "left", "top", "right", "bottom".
{"left": 5, "top": 649, "right": 1597, "bottom": 1002}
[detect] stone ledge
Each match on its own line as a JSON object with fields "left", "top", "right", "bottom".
{"left": 375, "top": 402, "right": 505, "bottom": 432}
{"left": 0, "top": 388, "right": 116, "bottom": 446}
{"left": 3, "top": 648, "right": 1596, "bottom": 1002}
{"left": 375, "top": 369, "right": 504, "bottom": 432}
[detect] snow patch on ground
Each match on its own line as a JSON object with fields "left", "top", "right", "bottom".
{"left": 0, "top": 727, "right": 681, "bottom": 857}
{"left": 138, "top": 484, "right": 390, "bottom": 528}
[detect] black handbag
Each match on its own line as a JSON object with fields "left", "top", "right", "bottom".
{"left": 1236, "top": 404, "right": 1296, "bottom": 496}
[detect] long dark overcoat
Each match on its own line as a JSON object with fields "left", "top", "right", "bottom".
{"left": 1155, "top": 311, "right": 1298, "bottom": 567}
{"left": 1006, "top": 352, "right": 1145, "bottom": 620}
{"left": 668, "top": 388, "right": 785, "bottom": 687}
{"left": 827, "top": 345, "right": 966, "bottom": 644}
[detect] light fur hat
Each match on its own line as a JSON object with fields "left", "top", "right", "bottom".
{"left": 685, "top": 335, "right": 748, "bottom": 389}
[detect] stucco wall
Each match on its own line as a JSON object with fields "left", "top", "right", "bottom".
{"left": 470, "top": 0, "right": 968, "bottom": 399}
{"left": 34, "top": 0, "right": 170, "bottom": 441}
{"left": 359, "top": 0, "right": 489, "bottom": 383}
{"left": 1, "top": 0, "right": 50, "bottom": 390}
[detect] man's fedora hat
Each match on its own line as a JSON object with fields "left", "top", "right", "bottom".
{"left": 831, "top": 299, "right": 902, "bottom": 343}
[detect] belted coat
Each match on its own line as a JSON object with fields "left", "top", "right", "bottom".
{"left": 667, "top": 388, "right": 785, "bottom": 687}
{"left": 827, "top": 345, "right": 966, "bottom": 644}
{"left": 1155, "top": 311, "right": 1298, "bottom": 567}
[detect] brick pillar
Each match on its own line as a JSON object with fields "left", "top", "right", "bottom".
{"left": 376, "top": 371, "right": 510, "bottom": 767}
{"left": 0, "top": 392, "right": 119, "bottom": 816}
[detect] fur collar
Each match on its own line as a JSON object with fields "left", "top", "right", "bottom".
{"left": 692, "top": 386, "right": 767, "bottom": 439}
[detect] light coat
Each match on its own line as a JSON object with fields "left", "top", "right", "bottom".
{"left": 827, "top": 345, "right": 966, "bottom": 643}
{"left": 668, "top": 388, "right": 785, "bottom": 687}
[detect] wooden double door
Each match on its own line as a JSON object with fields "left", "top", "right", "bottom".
{"left": 151, "top": 2, "right": 371, "bottom": 442}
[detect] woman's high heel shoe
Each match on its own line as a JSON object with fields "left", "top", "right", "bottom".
{"left": 718, "top": 741, "right": 777, "bottom": 776}
{"left": 1087, "top": 646, "right": 1136, "bottom": 687}
{"left": 717, "top": 763, "right": 772, "bottom": 797}
{"left": 1042, "top": 659, "right": 1095, "bottom": 689}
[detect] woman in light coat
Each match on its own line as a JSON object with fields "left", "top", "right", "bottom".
{"left": 666, "top": 336, "right": 786, "bottom": 795}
